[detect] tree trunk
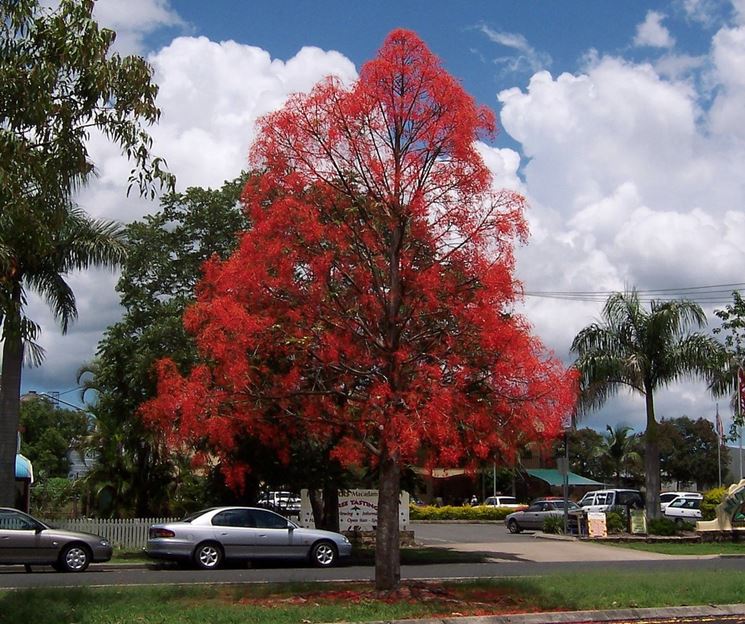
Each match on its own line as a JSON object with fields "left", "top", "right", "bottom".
{"left": 0, "top": 293, "right": 24, "bottom": 508}
{"left": 644, "top": 389, "right": 661, "bottom": 519}
{"left": 321, "top": 483, "right": 339, "bottom": 532}
{"left": 375, "top": 454, "right": 401, "bottom": 591}
{"left": 309, "top": 488, "right": 324, "bottom": 527}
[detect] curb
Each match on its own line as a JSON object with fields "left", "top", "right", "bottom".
{"left": 358, "top": 603, "right": 745, "bottom": 624}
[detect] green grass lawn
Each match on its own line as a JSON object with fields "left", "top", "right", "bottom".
{"left": 2, "top": 570, "right": 745, "bottom": 624}
{"left": 606, "top": 540, "right": 745, "bottom": 556}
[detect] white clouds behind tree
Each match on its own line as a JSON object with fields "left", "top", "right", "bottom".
{"left": 22, "top": 0, "right": 745, "bottom": 439}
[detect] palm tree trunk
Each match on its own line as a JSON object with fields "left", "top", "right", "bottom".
{"left": 0, "top": 290, "right": 24, "bottom": 507}
{"left": 644, "top": 389, "right": 661, "bottom": 519}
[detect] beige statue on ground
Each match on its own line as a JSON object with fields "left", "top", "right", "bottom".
{"left": 697, "top": 479, "right": 745, "bottom": 532}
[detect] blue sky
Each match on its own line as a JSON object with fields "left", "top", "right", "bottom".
{"left": 24, "top": 0, "right": 745, "bottom": 437}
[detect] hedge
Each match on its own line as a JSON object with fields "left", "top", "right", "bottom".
{"left": 701, "top": 486, "right": 727, "bottom": 521}
{"left": 409, "top": 504, "right": 519, "bottom": 521}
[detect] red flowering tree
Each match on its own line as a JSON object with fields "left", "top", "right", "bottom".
{"left": 143, "top": 29, "right": 577, "bottom": 590}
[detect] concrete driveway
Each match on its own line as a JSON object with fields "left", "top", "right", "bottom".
{"left": 411, "top": 522, "right": 704, "bottom": 563}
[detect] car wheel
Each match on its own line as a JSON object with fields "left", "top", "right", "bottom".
{"left": 507, "top": 519, "right": 521, "bottom": 534}
{"left": 57, "top": 543, "right": 91, "bottom": 572}
{"left": 310, "top": 540, "right": 338, "bottom": 568}
{"left": 193, "top": 541, "right": 223, "bottom": 570}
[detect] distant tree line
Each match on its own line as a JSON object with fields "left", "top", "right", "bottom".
{"left": 555, "top": 418, "right": 728, "bottom": 492}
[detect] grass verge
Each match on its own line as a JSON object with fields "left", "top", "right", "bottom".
{"left": 2, "top": 570, "right": 745, "bottom": 624}
{"left": 605, "top": 541, "right": 745, "bottom": 556}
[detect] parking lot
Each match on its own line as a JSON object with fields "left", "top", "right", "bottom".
{"left": 412, "top": 522, "right": 684, "bottom": 563}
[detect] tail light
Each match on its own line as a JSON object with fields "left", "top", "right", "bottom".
{"left": 149, "top": 527, "right": 176, "bottom": 538}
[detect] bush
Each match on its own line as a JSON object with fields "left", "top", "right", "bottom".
{"left": 30, "top": 477, "right": 84, "bottom": 519}
{"left": 701, "top": 487, "right": 727, "bottom": 521}
{"left": 409, "top": 504, "right": 516, "bottom": 521}
{"left": 542, "top": 514, "right": 564, "bottom": 534}
{"left": 647, "top": 517, "right": 679, "bottom": 536}
{"left": 605, "top": 509, "right": 626, "bottom": 534}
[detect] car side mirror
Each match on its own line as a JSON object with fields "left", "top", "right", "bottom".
{"left": 287, "top": 523, "right": 294, "bottom": 531}
{"left": 35, "top": 526, "right": 44, "bottom": 534}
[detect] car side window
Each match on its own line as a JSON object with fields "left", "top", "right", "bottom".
{"left": 527, "top": 503, "right": 542, "bottom": 512}
{"left": 250, "top": 509, "right": 290, "bottom": 529}
{"left": 0, "top": 510, "right": 36, "bottom": 530}
{"left": 212, "top": 509, "right": 255, "bottom": 528}
{"left": 580, "top": 494, "right": 594, "bottom": 506}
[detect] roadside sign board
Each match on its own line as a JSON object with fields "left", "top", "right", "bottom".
{"left": 587, "top": 511, "right": 607, "bottom": 538}
{"left": 630, "top": 509, "right": 647, "bottom": 534}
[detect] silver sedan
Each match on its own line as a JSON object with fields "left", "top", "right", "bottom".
{"left": 0, "top": 507, "right": 112, "bottom": 572}
{"left": 146, "top": 506, "right": 353, "bottom": 569}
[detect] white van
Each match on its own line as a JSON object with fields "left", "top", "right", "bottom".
{"left": 659, "top": 491, "right": 701, "bottom": 512}
{"left": 578, "top": 489, "right": 644, "bottom": 513}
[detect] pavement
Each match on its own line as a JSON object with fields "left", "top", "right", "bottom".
{"left": 419, "top": 532, "right": 681, "bottom": 563}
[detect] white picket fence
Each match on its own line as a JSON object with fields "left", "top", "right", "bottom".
{"left": 43, "top": 518, "right": 178, "bottom": 550}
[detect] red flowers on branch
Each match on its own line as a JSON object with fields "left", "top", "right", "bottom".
{"left": 142, "top": 29, "right": 577, "bottom": 590}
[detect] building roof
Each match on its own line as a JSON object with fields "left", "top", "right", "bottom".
{"left": 526, "top": 468, "right": 603, "bottom": 487}
{"left": 15, "top": 454, "right": 33, "bottom": 482}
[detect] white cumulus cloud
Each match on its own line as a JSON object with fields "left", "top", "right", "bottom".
{"left": 634, "top": 11, "right": 676, "bottom": 48}
{"left": 24, "top": 32, "right": 358, "bottom": 394}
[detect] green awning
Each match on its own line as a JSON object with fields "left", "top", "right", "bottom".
{"left": 526, "top": 468, "right": 603, "bottom": 487}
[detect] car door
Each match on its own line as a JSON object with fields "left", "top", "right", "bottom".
{"left": 248, "top": 509, "right": 302, "bottom": 558}
{"left": 211, "top": 509, "right": 256, "bottom": 559}
{"left": 0, "top": 509, "right": 55, "bottom": 564}
{"left": 522, "top": 502, "right": 548, "bottom": 530}
{"left": 680, "top": 499, "right": 701, "bottom": 520}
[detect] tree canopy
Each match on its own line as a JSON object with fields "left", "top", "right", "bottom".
{"left": 19, "top": 395, "right": 90, "bottom": 479}
{"left": 0, "top": 0, "right": 173, "bottom": 506}
{"left": 144, "top": 29, "right": 577, "bottom": 590}
{"left": 80, "top": 177, "right": 248, "bottom": 516}
{"left": 571, "top": 290, "right": 724, "bottom": 517}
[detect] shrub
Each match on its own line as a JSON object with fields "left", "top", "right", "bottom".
{"left": 30, "top": 477, "right": 84, "bottom": 519}
{"left": 647, "top": 517, "right": 678, "bottom": 536}
{"left": 542, "top": 514, "right": 564, "bottom": 534}
{"left": 409, "top": 504, "right": 515, "bottom": 521}
{"left": 605, "top": 509, "right": 626, "bottom": 534}
{"left": 701, "top": 487, "right": 727, "bottom": 521}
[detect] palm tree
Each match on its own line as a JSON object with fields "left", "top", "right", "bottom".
{"left": 597, "top": 425, "right": 641, "bottom": 487}
{"left": 571, "top": 290, "right": 724, "bottom": 519}
{"left": 0, "top": 207, "right": 126, "bottom": 506}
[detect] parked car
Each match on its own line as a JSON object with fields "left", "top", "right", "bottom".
{"left": 256, "top": 491, "right": 301, "bottom": 514}
{"left": 578, "top": 489, "right": 644, "bottom": 513}
{"left": 483, "top": 496, "right": 525, "bottom": 509}
{"left": 0, "top": 507, "right": 112, "bottom": 572}
{"left": 146, "top": 506, "right": 352, "bottom": 569}
{"left": 504, "top": 498, "right": 580, "bottom": 533}
{"left": 660, "top": 491, "right": 701, "bottom": 512}
{"left": 663, "top": 496, "right": 702, "bottom": 523}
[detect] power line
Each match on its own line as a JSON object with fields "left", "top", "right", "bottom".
{"left": 523, "top": 283, "right": 745, "bottom": 306}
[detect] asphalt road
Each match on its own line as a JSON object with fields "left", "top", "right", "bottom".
{"left": 1, "top": 522, "right": 744, "bottom": 590}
